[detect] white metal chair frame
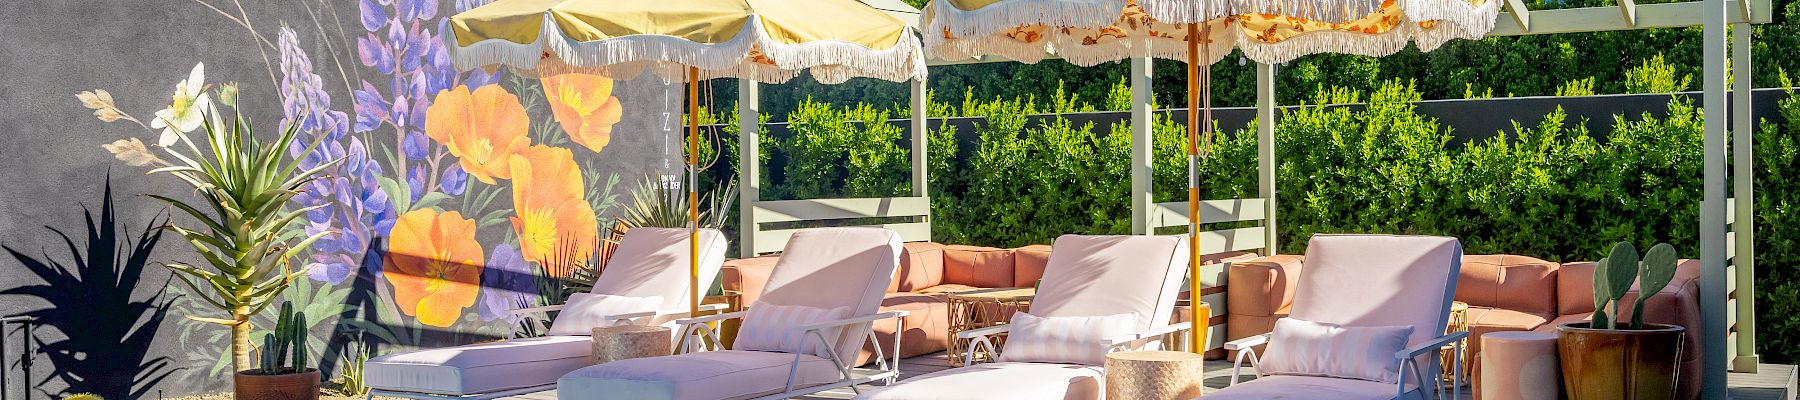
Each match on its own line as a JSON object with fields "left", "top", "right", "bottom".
{"left": 957, "top": 320, "right": 1197, "bottom": 367}
{"left": 1221, "top": 329, "right": 1468, "bottom": 400}
{"left": 364, "top": 302, "right": 730, "bottom": 400}
{"left": 674, "top": 307, "right": 911, "bottom": 399}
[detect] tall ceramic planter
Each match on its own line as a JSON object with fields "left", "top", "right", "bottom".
{"left": 234, "top": 369, "right": 321, "bottom": 400}
{"left": 1556, "top": 322, "right": 1685, "bottom": 400}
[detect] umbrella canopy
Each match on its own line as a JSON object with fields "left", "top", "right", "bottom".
{"left": 448, "top": 0, "right": 926, "bottom": 324}
{"left": 449, "top": 0, "right": 927, "bottom": 83}
{"left": 923, "top": 0, "right": 1498, "bottom": 66}
{"left": 921, "top": 0, "right": 1496, "bottom": 354}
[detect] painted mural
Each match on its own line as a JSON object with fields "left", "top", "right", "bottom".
{"left": 67, "top": 0, "right": 681, "bottom": 392}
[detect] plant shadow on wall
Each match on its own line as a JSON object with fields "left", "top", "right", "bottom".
{"left": 0, "top": 173, "right": 176, "bottom": 399}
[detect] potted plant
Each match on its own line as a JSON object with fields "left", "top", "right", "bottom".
{"left": 1558, "top": 241, "right": 1686, "bottom": 400}
{"left": 235, "top": 301, "right": 321, "bottom": 400}
{"left": 149, "top": 110, "right": 336, "bottom": 377}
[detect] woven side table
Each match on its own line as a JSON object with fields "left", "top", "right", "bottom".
{"left": 1441, "top": 301, "right": 1471, "bottom": 383}
{"left": 1105, "top": 351, "right": 1205, "bottom": 400}
{"left": 946, "top": 287, "right": 1035, "bottom": 367}
{"left": 591, "top": 325, "right": 672, "bottom": 364}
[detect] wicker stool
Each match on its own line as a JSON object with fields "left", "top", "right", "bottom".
{"left": 591, "top": 325, "right": 672, "bottom": 364}
{"left": 1478, "top": 331, "right": 1561, "bottom": 400}
{"left": 1104, "top": 351, "right": 1205, "bottom": 400}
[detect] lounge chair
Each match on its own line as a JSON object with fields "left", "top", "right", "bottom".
{"left": 853, "top": 234, "right": 1191, "bottom": 400}
{"left": 363, "top": 227, "right": 729, "bottom": 399}
{"left": 556, "top": 227, "right": 908, "bottom": 400}
{"left": 1205, "top": 234, "right": 1465, "bottom": 400}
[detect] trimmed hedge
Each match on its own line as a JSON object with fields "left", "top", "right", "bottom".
{"left": 712, "top": 79, "right": 1799, "bottom": 363}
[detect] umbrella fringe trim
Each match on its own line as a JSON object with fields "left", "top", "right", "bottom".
{"left": 452, "top": 14, "right": 924, "bottom": 84}
{"left": 1141, "top": 0, "right": 1386, "bottom": 24}
{"left": 925, "top": 0, "right": 1130, "bottom": 46}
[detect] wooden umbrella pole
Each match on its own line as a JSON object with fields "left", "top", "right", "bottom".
{"left": 1185, "top": 23, "right": 1203, "bottom": 354}
{"left": 687, "top": 67, "right": 702, "bottom": 319}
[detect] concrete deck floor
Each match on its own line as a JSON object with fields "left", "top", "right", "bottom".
{"left": 504, "top": 352, "right": 1796, "bottom": 400}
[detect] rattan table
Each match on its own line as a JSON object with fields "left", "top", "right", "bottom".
{"left": 1105, "top": 351, "right": 1206, "bottom": 399}
{"left": 946, "top": 287, "right": 1035, "bottom": 367}
{"left": 591, "top": 325, "right": 672, "bottom": 364}
{"left": 1442, "top": 301, "right": 1471, "bottom": 383}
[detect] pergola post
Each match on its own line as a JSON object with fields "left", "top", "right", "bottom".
{"left": 912, "top": 77, "right": 929, "bottom": 198}
{"left": 1131, "top": 56, "right": 1155, "bottom": 235}
{"left": 737, "top": 79, "right": 760, "bottom": 257}
{"left": 1731, "top": 18, "right": 1759, "bottom": 372}
{"left": 1700, "top": 0, "right": 1730, "bottom": 396}
{"left": 1255, "top": 62, "right": 1277, "bottom": 255}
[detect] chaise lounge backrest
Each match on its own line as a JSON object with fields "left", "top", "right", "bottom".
{"left": 753, "top": 227, "right": 902, "bottom": 363}
{"left": 1290, "top": 235, "right": 1463, "bottom": 374}
{"left": 1032, "top": 235, "right": 1188, "bottom": 333}
{"left": 595, "top": 227, "right": 728, "bottom": 312}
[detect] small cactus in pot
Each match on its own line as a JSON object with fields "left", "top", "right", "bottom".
{"left": 1558, "top": 241, "right": 1688, "bottom": 400}
{"left": 234, "top": 301, "right": 321, "bottom": 400}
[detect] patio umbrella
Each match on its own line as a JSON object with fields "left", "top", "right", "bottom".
{"left": 448, "top": 0, "right": 926, "bottom": 319}
{"left": 922, "top": 0, "right": 1497, "bottom": 352}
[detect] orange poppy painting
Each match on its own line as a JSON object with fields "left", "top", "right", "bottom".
{"left": 425, "top": 84, "right": 533, "bottom": 184}
{"left": 384, "top": 208, "right": 486, "bottom": 328}
{"left": 543, "top": 71, "right": 625, "bottom": 153}
{"left": 509, "top": 145, "right": 600, "bottom": 277}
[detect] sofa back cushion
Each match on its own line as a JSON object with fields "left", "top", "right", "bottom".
{"left": 891, "top": 242, "right": 946, "bottom": 292}
{"left": 943, "top": 245, "right": 1017, "bottom": 288}
{"left": 1013, "top": 245, "right": 1052, "bottom": 287}
{"left": 1456, "top": 255, "right": 1559, "bottom": 316}
{"left": 1557, "top": 262, "right": 1598, "bottom": 315}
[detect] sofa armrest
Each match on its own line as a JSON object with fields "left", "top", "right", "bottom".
{"left": 723, "top": 256, "right": 780, "bottom": 307}
{"left": 1226, "top": 255, "right": 1303, "bottom": 346}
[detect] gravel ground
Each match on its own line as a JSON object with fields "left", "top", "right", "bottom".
{"left": 164, "top": 381, "right": 406, "bottom": 400}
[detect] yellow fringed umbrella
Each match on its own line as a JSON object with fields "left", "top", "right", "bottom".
{"left": 922, "top": 0, "right": 1497, "bottom": 353}
{"left": 448, "top": 0, "right": 925, "bottom": 322}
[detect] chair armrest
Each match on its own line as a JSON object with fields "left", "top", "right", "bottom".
{"left": 797, "top": 310, "right": 910, "bottom": 332}
{"left": 1223, "top": 333, "right": 1269, "bottom": 351}
{"left": 607, "top": 303, "right": 730, "bottom": 321}
{"left": 955, "top": 324, "right": 1011, "bottom": 339}
{"left": 510, "top": 304, "right": 564, "bottom": 315}
{"left": 1101, "top": 322, "right": 1193, "bottom": 349}
{"left": 676, "top": 310, "right": 747, "bottom": 326}
{"left": 1395, "top": 331, "right": 1468, "bottom": 359}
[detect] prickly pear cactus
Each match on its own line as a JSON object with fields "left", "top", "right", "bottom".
{"left": 1632, "top": 243, "right": 1679, "bottom": 329}
{"left": 1588, "top": 241, "right": 1682, "bottom": 330}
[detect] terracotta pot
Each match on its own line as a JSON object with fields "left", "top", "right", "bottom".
{"left": 1556, "top": 322, "right": 1685, "bottom": 400}
{"left": 234, "top": 369, "right": 321, "bottom": 400}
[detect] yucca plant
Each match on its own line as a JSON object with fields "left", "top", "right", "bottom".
{"left": 615, "top": 174, "right": 737, "bottom": 231}
{"left": 150, "top": 111, "right": 338, "bottom": 373}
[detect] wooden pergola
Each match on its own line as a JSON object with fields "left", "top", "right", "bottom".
{"left": 730, "top": 0, "right": 1771, "bottom": 397}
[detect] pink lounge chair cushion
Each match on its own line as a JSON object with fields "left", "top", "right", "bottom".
{"left": 1289, "top": 234, "right": 1462, "bottom": 370}
{"left": 995, "top": 311, "right": 1138, "bottom": 366}
{"left": 1031, "top": 234, "right": 1188, "bottom": 332}
{"left": 1200, "top": 375, "right": 1415, "bottom": 400}
{"left": 364, "top": 336, "right": 592, "bottom": 395}
{"left": 755, "top": 227, "right": 902, "bottom": 364}
{"left": 546, "top": 293, "right": 664, "bottom": 336}
{"left": 558, "top": 350, "right": 843, "bottom": 400}
{"left": 734, "top": 303, "right": 851, "bottom": 359}
{"left": 594, "top": 227, "right": 728, "bottom": 311}
{"left": 1258, "top": 317, "right": 1415, "bottom": 383}
{"left": 854, "top": 362, "right": 1105, "bottom": 400}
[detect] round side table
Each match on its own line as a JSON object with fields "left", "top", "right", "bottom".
{"left": 945, "top": 287, "right": 1035, "bottom": 367}
{"left": 1478, "top": 331, "right": 1561, "bottom": 400}
{"left": 1105, "top": 351, "right": 1205, "bottom": 400}
{"left": 591, "top": 325, "right": 672, "bottom": 364}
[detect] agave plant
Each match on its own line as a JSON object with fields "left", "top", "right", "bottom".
{"left": 149, "top": 111, "right": 338, "bottom": 373}
{"left": 615, "top": 174, "right": 738, "bottom": 231}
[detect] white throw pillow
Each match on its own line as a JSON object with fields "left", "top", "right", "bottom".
{"left": 546, "top": 293, "right": 664, "bottom": 336}
{"left": 996, "top": 311, "right": 1138, "bottom": 366}
{"left": 734, "top": 303, "right": 850, "bottom": 359}
{"left": 1258, "top": 317, "right": 1416, "bottom": 383}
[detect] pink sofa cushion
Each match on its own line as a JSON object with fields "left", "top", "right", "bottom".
{"left": 756, "top": 227, "right": 902, "bottom": 364}
{"left": 856, "top": 362, "right": 1104, "bottom": 400}
{"left": 594, "top": 227, "right": 727, "bottom": 311}
{"left": 943, "top": 245, "right": 1017, "bottom": 288}
{"left": 1557, "top": 262, "right": 1598, "bottom": 315}
{"left": 891, "top": 242, "right": 946, "bottom": 292}
{"left": 1012, "top": 244, "right": 1053, "bottom": 287}
{"left": 1259, "top": 317, "right": 1414, "bottom": 383}
{"left": 1032, "top": 235, "right": 1188, "bottom": 333}
{"left": 557, "top": 350, "right": 842, "bottom": 400}
{"left": 1457, "top": 255, "right": 1559, "bottom": 316}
